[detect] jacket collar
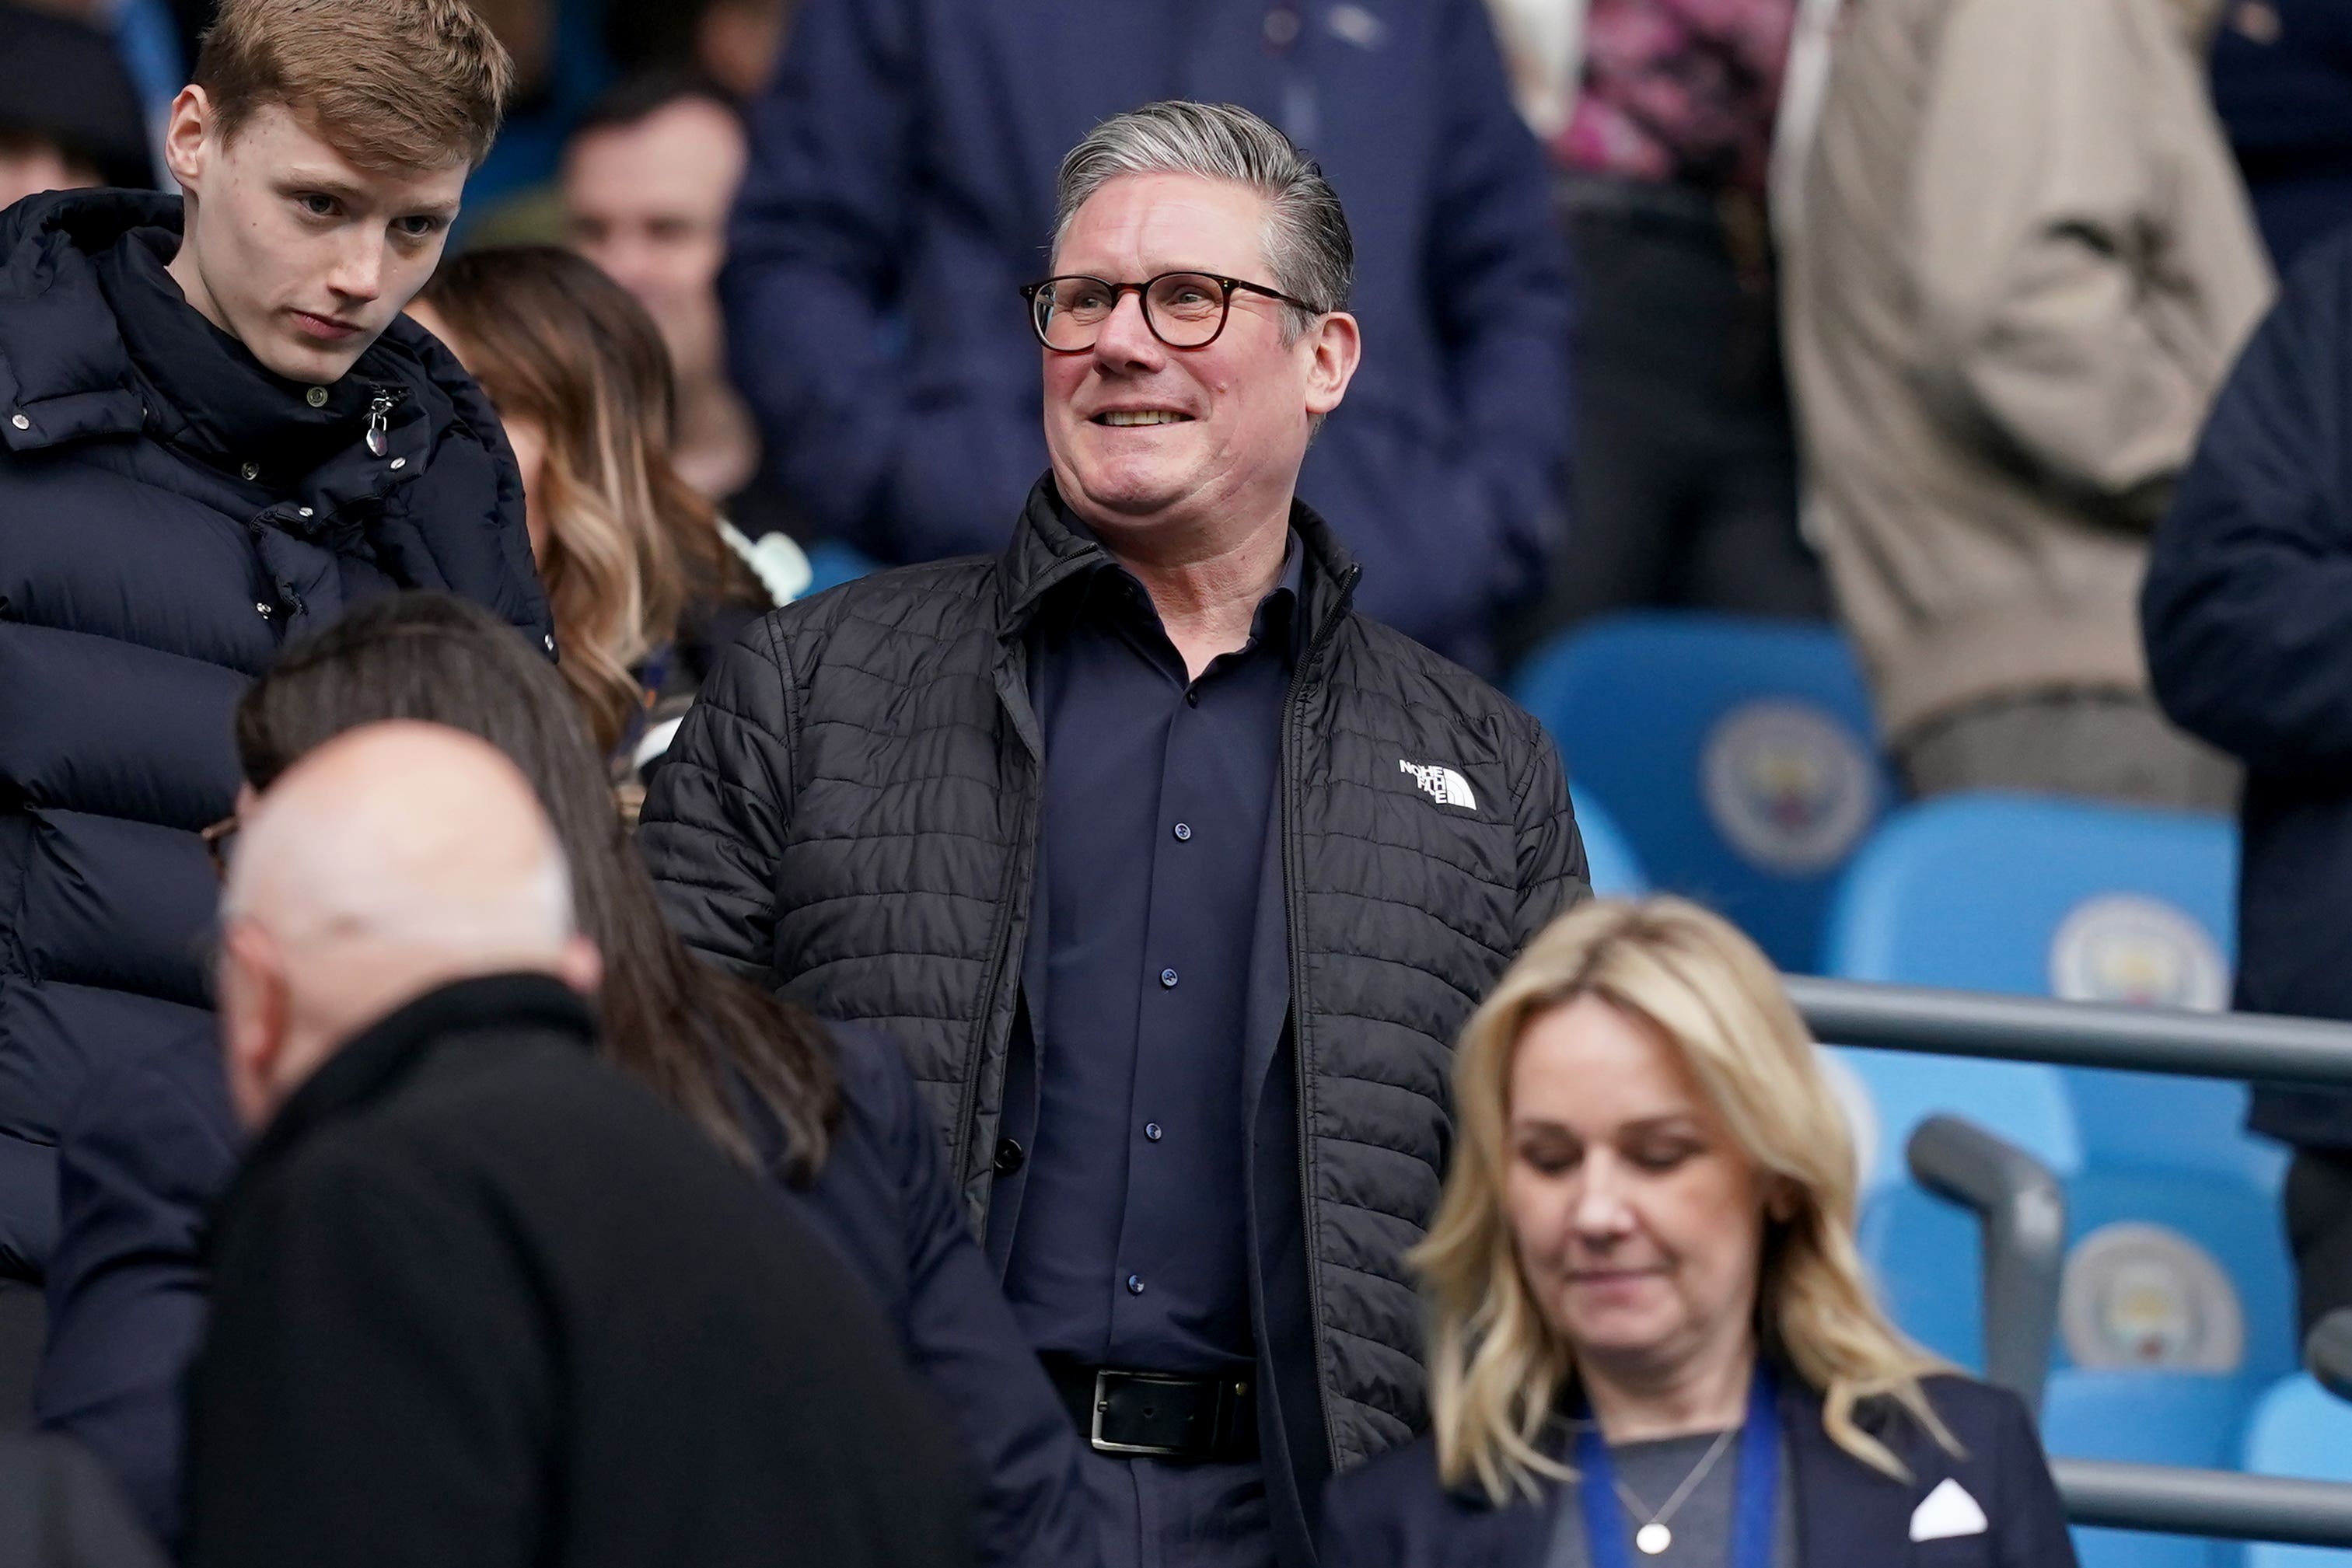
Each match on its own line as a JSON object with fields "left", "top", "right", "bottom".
{"left": 0, "top": 188, "right": 435, "bottom": 492}
{"left": 1781, "top": 1379, "right": 1921, "bottom": 1568}
{"left": 93, "top": 222, "right": 391, "bottom": 478}
{"left": 995, "top": 473, "right": 1364, "bottom": 651}
{"left": 236, "top": 973, "right": 598, "bottom": 1183}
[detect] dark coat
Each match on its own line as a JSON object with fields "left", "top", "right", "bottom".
{"left": 182, "top": 973, "right": 972, "bottom": 1568}
{"left": 724, "top": 0, "right": 1573, "bottom": 671}
{"left": 1316, "top": 1374, "right": 2078, "bottom": 1568}
{"left": 0, "top": 1431, "right": 166, "bottom": 1568}
{"left": 0, "top": 189, "right": 550, "bottom": 1278}
{"left": 37, "top": 1011, "right": 1090, "bottom": 1565}
{"left": 2144, "top": 225, "right": 2352, "bottom": 1146}
{"left": 638, "top": 477, "right": 1589, "bottom": 1566}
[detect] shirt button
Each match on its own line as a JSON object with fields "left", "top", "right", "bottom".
{"left": 1173, "top": 822, "right": 1192, "bottom": 842}
{"left": 992, "top": 1137, "right": 1025, "bottom": 1175}
{"left": 305, "top": 386, "right": 329, "bottom": 407}
{"left": 1126, "top": 1274, "right": 1145, "bottom": 1296}
{"left": 1145, "top": 1123, "right": 1163, "bottom": 1142}
{"left": 1184, "top": 690, "right": 1200, "bottom": 707}
{"left": 1159, "top": 968, "right": 1179, "bottom": 989}
{"left": 239, "top": 461, "right": 258, "bottom": 480}
{"left": 389, "top": 457, "right": 407, "bottom": 470}
{"left": 297, "top": 506, "right": 314, "bottom": 519}
{"left": 8, "top": 414, "right": 26, "bottom": 431}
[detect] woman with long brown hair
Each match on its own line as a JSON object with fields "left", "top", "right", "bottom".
{"left": 408, "top": 246, "right": 799, "bottom": 798}
{"left": 1319, "top": 897, "right": 2076, "bottom": 1566}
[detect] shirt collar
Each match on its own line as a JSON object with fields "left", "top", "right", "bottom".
{"left": 1052, "top": 507, "right": 1307, "bottom": 666}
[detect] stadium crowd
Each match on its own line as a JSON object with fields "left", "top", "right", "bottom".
{"left": 0, "top": 0, "right": 2349, "bottom": 1563}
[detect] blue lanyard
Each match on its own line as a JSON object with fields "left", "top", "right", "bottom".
{"left": 1573, "top": 1363, "right": 1781, "bottom": 1568}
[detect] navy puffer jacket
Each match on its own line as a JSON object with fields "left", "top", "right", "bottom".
{"left": 0, "top": 189, "right": 550, "bottom": 1276}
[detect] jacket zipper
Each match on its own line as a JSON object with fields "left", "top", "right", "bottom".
{"left": 364, "top": 387, "right": 400, "bottom": 457}
{"left": 955, "top": 543, "right": 1107, "bottom": 1203}
{"left": 954, "top": 781, "right": 1036, "bottom": 1203}
{"left": 1283, "top": 558, "right": 1361, "bottom": 1468}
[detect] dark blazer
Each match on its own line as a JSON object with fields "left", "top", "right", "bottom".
{"left": 39, "top": 1014, "right": 1085, "bottom": 1566}
{"left": 181, "top": 973, "right": 971, "bottom": 1568}
{"left": 1316, "top": 1374, "right": 2079, "bottom": 1568}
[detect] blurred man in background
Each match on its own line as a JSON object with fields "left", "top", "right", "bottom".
{"left": 1489, "top": 0, "right": 1830, "bottom": 644}
{"left": 1784, "top": 0, "right": 2271, "bottom": 807}
{"left": 2145, "top": 228, "right": 2352, "bottom": 1337}
{"left": 725, "top": 0, "right": 1572, "bottom": 671}
{"left": 185, "top": 722, "right": 968, "bottom": 1568}
{"left": 561, "top": 72, "right": 802, "bottom": 542}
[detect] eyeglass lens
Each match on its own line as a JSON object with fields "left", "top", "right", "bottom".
{"left": 1034, "top": 274, "right": 1231, "bottom": 351}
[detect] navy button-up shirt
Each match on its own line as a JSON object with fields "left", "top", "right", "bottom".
{"left": 1003, "top": 529, "right": 1302, "bottom": 1376}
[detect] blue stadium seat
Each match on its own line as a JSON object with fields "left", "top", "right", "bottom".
{"left": 1571, "top": 788, "right": 1647, "bottom": 897}
{"left": 2046, "top": 1369, "right": 2252, "bottom": 1568}
{"left": 1823, "top": 793, "right": 2266, "bottom": 1186}
{"left": 2243, "top": 1374, "right": 2352, "bottom": 1568}
{"left": 1824, "top": 793, "right": 2288, "bottom": 1490}
{"left": 1510, "top": 613, "right": 1892, "bottom": 970}
{"left": 803, "top": 540, "right": 882, "bottom": 597}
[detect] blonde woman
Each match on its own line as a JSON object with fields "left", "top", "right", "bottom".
{"left": 1320, "top": 897, "right": 2076, "bottom": 1566}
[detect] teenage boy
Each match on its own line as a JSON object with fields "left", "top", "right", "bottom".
{"left": 0, "top": 0, "right": 545, "bottom": 1322}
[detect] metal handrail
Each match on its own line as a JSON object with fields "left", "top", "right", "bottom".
{"left": 1906, "top": 1116, "right": 2064, "bottom": 1413}
{"left": 1787, "top": 974, "right": 2352, "bottom": 1086}
{"left": 2054, "top": 1461, "right": 2352, "bottom": 1546}
{"left": 1809, "top": 979, "right": 2352, "bottom": 1548}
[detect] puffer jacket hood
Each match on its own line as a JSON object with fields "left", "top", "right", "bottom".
{"left": 0, "top": 187, "right": 550, "bottom": 1279}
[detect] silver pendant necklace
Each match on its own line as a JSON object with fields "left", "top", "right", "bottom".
{"left": 1612, "top": 1424, "right": 1739, "bottom": 1556}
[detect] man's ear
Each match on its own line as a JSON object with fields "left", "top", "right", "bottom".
{"left": 162, "top": 86, "right": 214, "bottom": 194}
{"left": 1302, "top": 309, "right": 1361, "bottom": 418}
{"left": 217, "top": 919, "right": 289, "bottom": 1130}
{"left": 556, "top": 934, "right": 603, "bottom": 1001}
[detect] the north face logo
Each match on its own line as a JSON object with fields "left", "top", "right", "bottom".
{"left": 1400, "top": 759, "right": 1478, "bottom": 811}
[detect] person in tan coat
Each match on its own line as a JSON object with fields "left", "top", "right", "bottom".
{"left": 1781, "top": 0, "right": 2273, "bottom": 807}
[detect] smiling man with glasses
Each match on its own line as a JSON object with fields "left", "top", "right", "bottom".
{"left": 644, "top": 100, "right": 1588, "bottom": 1568}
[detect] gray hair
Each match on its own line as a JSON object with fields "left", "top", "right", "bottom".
{"left": 1052, "top": 100, "right": 1354, "bottom": 341}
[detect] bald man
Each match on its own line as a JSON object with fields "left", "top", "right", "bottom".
{"left": 181, "top": 723, "right": 970, "bottom": 1568}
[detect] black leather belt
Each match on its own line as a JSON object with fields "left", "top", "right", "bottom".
{"left": 1042, "top": 1357, "right": 1259, "bottom": 1462}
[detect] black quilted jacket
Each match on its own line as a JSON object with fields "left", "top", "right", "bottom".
{"left": 639, "top": 480, "right": 1586, "bottom": 1536}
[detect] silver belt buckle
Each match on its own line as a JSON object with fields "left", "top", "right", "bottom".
{"left": 1089, "top": 1369, "right": 1198, "bottom": 1458}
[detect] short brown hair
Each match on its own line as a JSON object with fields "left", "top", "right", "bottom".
{"left": 192, "top": 0, "right": 514, "bottom": 173}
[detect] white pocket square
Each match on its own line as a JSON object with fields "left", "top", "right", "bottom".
{"left": 1910, "top": 1478, "right": 1989, "bottom": 1542}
